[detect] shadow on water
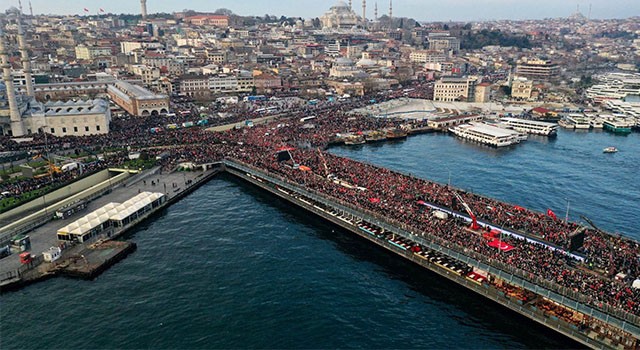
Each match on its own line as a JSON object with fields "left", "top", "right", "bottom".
{"left": 223, "top": 175, "right": 582, "bottom": 349}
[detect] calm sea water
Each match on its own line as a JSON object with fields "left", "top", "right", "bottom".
{"left": 2, "top": 129, "right": 637, "bottom": 349}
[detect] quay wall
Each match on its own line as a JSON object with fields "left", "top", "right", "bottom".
{"left": 223, "top": 159, "right": 640, "bottom": 348}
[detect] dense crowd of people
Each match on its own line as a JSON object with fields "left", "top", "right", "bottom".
{"left": 1, "top": 84, "right": 638, "bottom": 319}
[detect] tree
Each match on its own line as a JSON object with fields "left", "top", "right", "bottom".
{"left": 214, "top": 8, "right": 234, "bottom": 16}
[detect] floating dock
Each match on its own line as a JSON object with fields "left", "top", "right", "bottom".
{"left": 56, "top": 240, "right": 137, "bottom": 279}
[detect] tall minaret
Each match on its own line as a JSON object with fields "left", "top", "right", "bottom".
{"left": 0, "top": 31, "right": 25, "bottom": 136}
{"left": 348, "top": 0, "right": 352, "bottom": 9}
{"left": 29, "top": 1, "right": 33, "bottom": 17}
{"left": 17, "top": 16, "right": 34, "bottom": 97}
{"left": 140, "top": 0, "right": 147, "bottom": 20}
{"left": 389, "top": 0, "right": 392, "bottom": 19}
{"left": 362, "top": 0, "right": 366, "bottom": 26}
{"left": 374, "top": 2, "right": 378, "bottom": 21}
{"left": 18, "top": 0, "right": 23, "bottom": 15}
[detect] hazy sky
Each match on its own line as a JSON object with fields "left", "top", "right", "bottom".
{"left": 6, "top": 0, "right": 640, "bottom": 21}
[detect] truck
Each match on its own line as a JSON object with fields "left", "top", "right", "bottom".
{"left": 61, "top": 162, "right": 79, "bottom": 172}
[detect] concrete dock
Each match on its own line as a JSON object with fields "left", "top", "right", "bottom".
{"left": 0, "top": 165, "right": 222, "bottom": 290}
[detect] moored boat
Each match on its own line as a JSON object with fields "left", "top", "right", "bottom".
{"left": 501, "top": 117, "right": 558, "bottom": 136}
{"left": 603, "top": 119, "right": 632, "bottom": 134}
{"left": 385, "top": 128, "right": 408, "bottom": 140}
{"left": 603, "top": 146, "right": 618, "bottom": 153}
{"left": 364, "top": 130, "right": 387, "bottom": 143}
{"left": 448, "top": 122, "right": 523, "bottom": 147}
{"left": 344, "top": 135, "right": 366, "bottom": 145}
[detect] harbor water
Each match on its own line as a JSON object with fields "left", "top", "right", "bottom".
{"left": 2, "top": 129, "right": 637, "bottom": 349}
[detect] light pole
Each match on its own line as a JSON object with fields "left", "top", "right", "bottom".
{"left": 39, "top": 125, "right": 53, "bottom": 182}
{"left": 565, "top": 198, "right": 570, "bottom": 224}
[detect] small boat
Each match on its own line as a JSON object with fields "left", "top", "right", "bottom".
{"left": 603, "top": 146, "right": 618, "bottom": 153}
{"left": 344, "top": 135, "right": 366, "bottom": 145}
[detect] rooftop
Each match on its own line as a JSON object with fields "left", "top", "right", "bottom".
{"left": 110, "top": 81, "right": 167, "bottom": 101}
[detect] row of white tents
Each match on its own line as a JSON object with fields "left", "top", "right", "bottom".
{"left": 57, "top": 192, "right": 166, "bottom": 243}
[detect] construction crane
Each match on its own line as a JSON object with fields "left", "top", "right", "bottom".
{"left": 316, "top": 148, "right": 330, "bottom": 178}
{"left": 31, "top": 153, "right": 61, "bottom": 179}
{"left": 453, "top": 191, "right": 481, "bottom": 230}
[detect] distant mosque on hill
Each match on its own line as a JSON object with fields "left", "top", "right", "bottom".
{"left": 320, "top": 0, "right": 391, "bottom": 29}
{"left": 321, "top": 1, "right": 360, "bottom": 29}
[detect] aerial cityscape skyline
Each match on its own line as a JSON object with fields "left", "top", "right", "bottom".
{"left": 15, "top": 0, "right": 640, "bottom": 21}
{"left": 1, "top": 0, "right": 639, "bottom": 349}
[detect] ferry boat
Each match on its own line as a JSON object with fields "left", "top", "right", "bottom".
{"left": 602, "top": 119, "right": 632, "bottom": 134}
{"left": 557, "top": 118, "right": 574, "bottom": 129}
{"left": 566, "top": 115, "right": 591, "bottom": 129}
{"left": 589, "top": 118, "right": 604, "bottom": 129}
{"left": 603, "top": 146, "right": 618, "bottom": 153}
{"left": 501, "top": 117, "right": 558, "bottom": 136}
{"left": 385, "top": 128, "right": 408, "bottom": 140}
{"left": 448, "top": 122, "right": 523, "bottom": 147}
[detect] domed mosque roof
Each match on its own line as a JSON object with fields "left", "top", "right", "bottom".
{"left": 333, "top": 1, "right": 350, "bottom": 8}
{"left": 356, "top": 58, "right": 377, "bottom": 67}
{"left": 335, "top": 57, "right": 354, "bottom": 66}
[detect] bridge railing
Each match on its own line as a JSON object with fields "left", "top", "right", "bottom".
{"left": 223, "top": 158, "right": 640, "bottom": 338}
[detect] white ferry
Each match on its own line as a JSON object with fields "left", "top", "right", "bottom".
{"left": 566, "top": 115, "right": 591, "bottom": 129}
{"left": 501, "top": 117, "right": 558, "bottom": 136}
{"left": 589, "top": 118, "right": 604, "bottom": 129}
{"left": 449, "top": 122, "right": 524, "bottom": 147}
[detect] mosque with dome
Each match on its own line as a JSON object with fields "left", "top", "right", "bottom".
{"left": 320, "top": 1, "right": 362, "bottom": 29}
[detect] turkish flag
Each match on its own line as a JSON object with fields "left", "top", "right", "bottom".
{"left": 547, "top": 209, "right": 558, "bottom": 220}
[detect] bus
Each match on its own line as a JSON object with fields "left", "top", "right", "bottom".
{"left": 299, "top": 115, "right": 317, "bottom": 123}
{"left": 244, "top": 95, "right": 267, "bottom": 102}
{"left": 255, "top": 106, "right": 278, "bottom": 114}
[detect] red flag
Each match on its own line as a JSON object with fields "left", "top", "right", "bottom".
{"left": 547, "top": 209, "right": 557, "bottom": 220}
{"left": 100, "top": 8, "right": 105, "bottom": 12}
{"left": 84, "top": 8, "right": 89, "bottom": 12}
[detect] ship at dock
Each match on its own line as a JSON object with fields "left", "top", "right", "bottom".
{"left": 501, "top": 117, "right": 558, "bottom": 136}
{"left": 602, "top": 118, "right": 633, "bottom": 134}
{"left": 364, "top": 130, "right": 387, "bottom": 143}
{"left": 449, "top": 122, "right": 525, "bottom": 147}
{"left": 385, "top": 127, "right": 408, "bottom": 140}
